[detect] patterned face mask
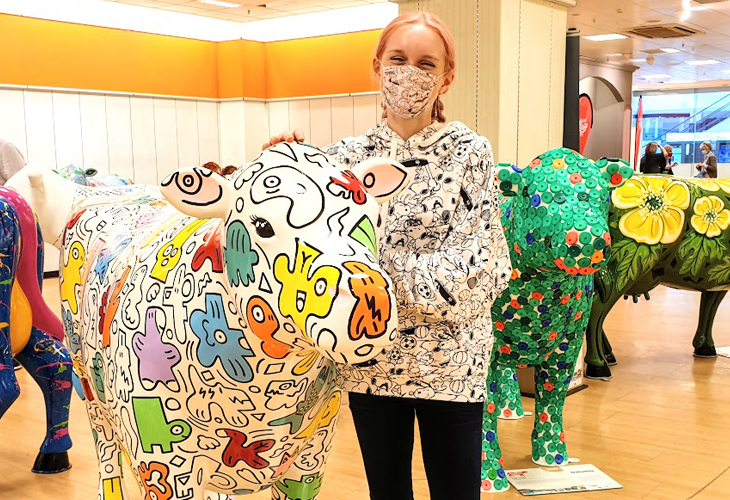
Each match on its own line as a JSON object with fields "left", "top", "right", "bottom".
{"left": 380, "top": 63, "right": 445, "bottom": 119}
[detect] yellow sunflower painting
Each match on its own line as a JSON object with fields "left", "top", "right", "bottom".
{"left": 612, "top": 177, "right": 690, "bottom": 245}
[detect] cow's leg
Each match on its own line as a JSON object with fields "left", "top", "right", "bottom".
{"left": 481, "top": 357, "right": 509, "bottom": 493}
{"left": 601, "top": 331, "right": 617, "bottom": 365}
{"left": 0, "top": 325, "right": 20, "bottom": 419}
{"left": 495, "top": 365, "right": 525, "bottom": 420}
{"left": 585, "top": 290, "right": 622, "bottom": 380}
{"left": 694, "top": 290, "right": 727, "bottom": 358}
{"left": 14, "top": 327, "right": 73, "bottom": 473}
{"left": 85, "top": 399, "right": 129, "bottom": 500}
{"left": 531, "top": 334, "right": 581, "bottom": 467}
{"left": 272, "top": 391, "right": 340, "bottom": 500}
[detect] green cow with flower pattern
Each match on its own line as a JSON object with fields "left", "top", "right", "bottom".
{"left": 586, "top": 175, "right": 730, "bottom": 380}
{"left": 481, "top": 148, "right": 632, "bottom": 493}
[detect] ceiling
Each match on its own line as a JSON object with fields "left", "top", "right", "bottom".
{"left": 569, "top": 0, "right": 730, "bottom": 86}
{"left": 104, "top": 0, "right": 388, "bottom": 22}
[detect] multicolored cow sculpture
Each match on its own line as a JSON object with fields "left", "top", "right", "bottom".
{"left": 0, "top": 187, "right": 73, "bottom": 474}
{"left": 9, "top": 143, "right": 411, "bottom": 500}
{"left": 587, "top": 175, "right": 730, "bottom": 379}
{"left": 481, "top": 150, "right": 632, "bottom": 493}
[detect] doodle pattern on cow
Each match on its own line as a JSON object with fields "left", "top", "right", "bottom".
{"left": 18, "top": 142, "right": 412, "bottom": 500}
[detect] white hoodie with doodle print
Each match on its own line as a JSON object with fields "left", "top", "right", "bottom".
{"left": 326, "top": 120, "right": 512, "bottom": 403}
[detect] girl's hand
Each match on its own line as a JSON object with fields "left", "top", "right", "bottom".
{"left": 262, "top": 130, "right": 306, "bottom": 150}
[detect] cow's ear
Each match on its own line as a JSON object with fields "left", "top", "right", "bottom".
{"left": 351, "top": 158, "right": 413, "bottom": 203}
{"left": 495, "top": 163, "right": 523, "bottom": 197}
{"left": 596, "top": 158, "right": 633, "bottom": 189}
{"left": 161, "top": 167, "right": 235, "bottom": 219}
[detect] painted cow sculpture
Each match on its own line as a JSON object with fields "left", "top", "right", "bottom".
{"left": 11, "top": 143, "right": 411, "bottom": 500}
{"left": 0, "top": 187, "right": 73, "bottom": 474}
{"left": 55, "top": 164, "right": 133, "bottom": 187}
{"left": 481, "top": 149, "right": 632, "bottom": 493}
{"left": 587, "top": 175, "right": 730, "bottom": 379}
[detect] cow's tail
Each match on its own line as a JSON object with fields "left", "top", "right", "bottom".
{"left": 0, "top": 187, "right": 64, "bottom": 341}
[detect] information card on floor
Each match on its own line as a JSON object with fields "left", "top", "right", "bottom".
{"left": 506, "top": 464, "right": 622, "bottom": 496}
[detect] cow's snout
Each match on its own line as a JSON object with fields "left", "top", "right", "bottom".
{"left": 307, "top": 260, "right": 397, "bottom": 365}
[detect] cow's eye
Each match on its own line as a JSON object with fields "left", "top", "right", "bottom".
{"left": 250, "top": 215, "right": 275, "bottom": 238}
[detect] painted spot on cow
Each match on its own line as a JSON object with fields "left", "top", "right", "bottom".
{"left": 273, "top": 240, "right": 341, "bottom": 334}
{"left": 61, "top": 241, "right": 85, "bottom": 314}
{"left": 225, "top": 221, "right": 259, "bottom": 287}
{"left": 190, "top": 293, "right": 255, "bottom": 383}
{"left": 138, "top": 461, "right": 173, "bottom": 500}
{"left": 151, "top": 220, "right": 205, "bottom": 283}
{"left": 133, "top": 397, "right": 191, "bottom": 453}
{"left": 349, "top": 215, "right": 377, "bottom": 257}
{"left": 247, "top": 295, "right": 290, "bottom": 359}
{"left": 343, "top": 262, "right": 391, "bottom": 341}
{"left": 220, "top": 429, "right": 275, "bottom": 469}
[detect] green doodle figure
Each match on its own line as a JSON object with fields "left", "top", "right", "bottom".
{"left": 268, "top": 365, "right": 334, "bottom": 434}
{"left": 92, "top": 352, "right": 106, "bottom": 403}
{"left": 482, "top": 150, "right": 632, "bottom": 493}
{"left": 275, "top": 473, "right": 323, "bottom": 500}
{"left": 132, "top": 397, "right": 191, "bottom": 453}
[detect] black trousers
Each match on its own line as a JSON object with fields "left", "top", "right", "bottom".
{"left": 348, "top": 392, "right": 483, "bottom": 500}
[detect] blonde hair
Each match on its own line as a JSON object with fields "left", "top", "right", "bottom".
{"left": 374, "top": 11, "right": 456, "bottom": 123}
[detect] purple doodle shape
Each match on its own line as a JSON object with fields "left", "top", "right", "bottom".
{"left": 132, "top": 307, "right": 181, "bottom": 386}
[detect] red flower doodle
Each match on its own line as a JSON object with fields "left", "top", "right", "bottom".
{"left": 221, "top": 429, "right": 275, "bottom": 469}
{"left": 329, "top": 171, "right": 368, "bottom": 205}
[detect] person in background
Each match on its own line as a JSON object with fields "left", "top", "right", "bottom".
{"left": 663, "top": 144, "right": 677, "bottom": 175}
{"left": 263, "top": 11, "right": 512, "bottom": 500}
{"left": 639, "top": 141, "right": 668, "bottom": 174}
{"left": 696, "top": 141, "right": 718, "bottom": 178}
{"left": 0, "top": 138, "right": 26, "bottom": 186}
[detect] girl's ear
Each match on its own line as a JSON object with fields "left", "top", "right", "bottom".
{"left": 372, "top": 57, "right": 381, "bottom": 79}
{"left": 440, "top": 69, "right": 455, "bottom": 95}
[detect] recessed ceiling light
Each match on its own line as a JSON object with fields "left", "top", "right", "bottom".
{"left": 198, "top": 0, "right": 241, "bottom": 7}
{"left": 690, "top": 6, "right": 707, "bottom": 12}
{"left": 722, "top": 69, "right": 730, "bottom": 74}
{"left": 660, "top": 48, "right": 680, "bottom": 53}
{"left": 584, "top": 33, "right": 628, "bottom": 42}
{"left": 686, "top": 59, "right": 720, "bottom": 66}
{"left": 607, "top": 53, "right": 623, "bottom": 56}
{"left": 630, "top": 58, "right": 644, "bottom": 63}
{"left": 642, "top": 74, "right": 672, "bottom": 79}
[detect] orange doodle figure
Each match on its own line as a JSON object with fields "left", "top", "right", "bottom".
{"left": 343, "top": 262, "right": 392, "bottom": 341}
{"left": 247, "top": 295, "right": 290, "bottom": 359}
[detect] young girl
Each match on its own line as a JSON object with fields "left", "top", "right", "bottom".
{"left": 265, "top": 12, "right": 511, "bottom": 499}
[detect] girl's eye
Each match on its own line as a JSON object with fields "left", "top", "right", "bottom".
{"left": 391, "top": 56, "right": 405, "bottom": 62}
{"left": 422, "top": 61, "right": 435, "bottom": 68}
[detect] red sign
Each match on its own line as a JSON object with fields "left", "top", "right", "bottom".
{"left": 578, "top": 93, "right": 593, "bottom": 155}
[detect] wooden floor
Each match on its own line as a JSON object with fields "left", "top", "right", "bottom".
{"left": 1, "top": 281, "right": 729, "bottom": 500}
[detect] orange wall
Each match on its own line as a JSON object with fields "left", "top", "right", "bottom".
{"left": 265, "top": 30, "right": 381, "bottom": 98}
{"left": 0, "top": 14, "right": 380, "bottom": 99}
{"left": 0, "top": 14, "right": 219, "bottom": 99}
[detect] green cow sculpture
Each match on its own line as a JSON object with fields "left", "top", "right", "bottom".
{"left": 481, "top": 149, "right": 632, "bottom": 493}
{"left": 586, "top": 175, "right": 730, "bottom": 380}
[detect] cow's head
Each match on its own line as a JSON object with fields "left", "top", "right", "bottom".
{"left": 497, "top": 149, "right": 632, "bottom": 276}
{"left": 161, "top": 142, "right": 412, "bottom": 364}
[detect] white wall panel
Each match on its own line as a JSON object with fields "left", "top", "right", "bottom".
{"left": 310, "top": 98, "right": 332, "bottom": 149}
{"left": 80, "top": 94, "right": 110, "bottom": 175}
{"left": 197, "top": 101, "right": 220, "bottom": 166}
{"left": 288, "top": 100, "right": 311, "bottom": 144}
{"left": 331, "top": 96, "right": 354, "bottom": 141}
{"left": 176, "top": 100, "right": 200, "bottom": 168}
{"left": 220, "top": 100, "right": 246, "bottom": 167}
{"left": 130, "top": 97, "right": 157, "bottom": 185}
{"left": 105, "top": 95, "right": 134, "bottom": 180}
{"left": 244, "top": 101, "right": 268, "bottom": 163}
{"left": 23, "top": 91, "right": 57, "bottom": 168}
{"left": 353, "top": 94, "right": 377, "bottom": 136}
{"left": 267, "top": 101, "right": 290, "bottom": 139}
{"left": 0, "top": 90, "right": 28, "bottom": 160}
{"left": 52, "top": 93, "right": 84, "bottom": 169}
{"left": 153, "top": 99, "right": 179, "bottom": 183}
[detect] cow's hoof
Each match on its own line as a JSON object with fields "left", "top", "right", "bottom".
{"left": 32, "top": 452, "right": 71, "bottom": 474}
{"left": 585, "top": 364, "right": 612, "bottom": 380}
{"left": 693, "top": 346, "right": 717, "bottom": 358}
{"left": 605, "top": 352, "right": 618, "bottom": 366}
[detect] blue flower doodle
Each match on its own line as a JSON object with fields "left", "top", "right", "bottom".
{"left": 190, "top": 293, "right": 254, "bottom": 383}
